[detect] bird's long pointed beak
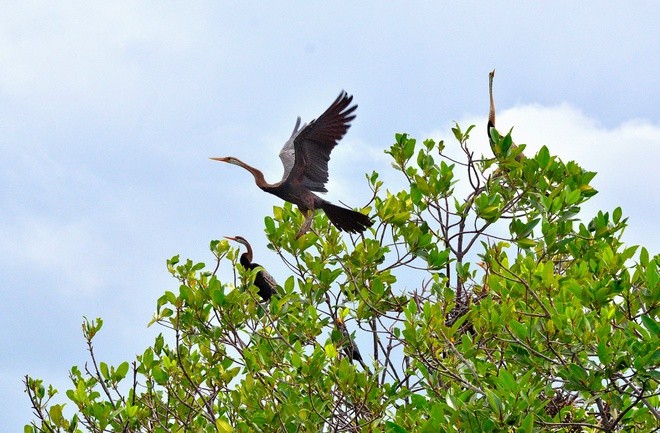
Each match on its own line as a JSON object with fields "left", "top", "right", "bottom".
{"left": 210, "top": 157, "right": 228, "bottom": 162}
{"left": 223, "top": 236, "right": 236, "bottom": 241}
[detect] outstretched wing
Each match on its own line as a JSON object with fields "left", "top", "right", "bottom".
{"left": 279, "top": 91, "right": 357, "bottom": 192}
{"left": 279, "top": 116, "right": 303, "bottom": 182}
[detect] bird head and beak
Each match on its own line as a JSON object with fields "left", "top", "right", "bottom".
{"left": 224, "top": 235, "right": 253, "bottom": 263}
{"left": 210, "top": 156, "right": 236, "bottom": 165}
{"left": 224, "top": 235, "right": 247, "bottom": 245}
{"left": 210, "top": 155, "right": 266, "bottom": 186}
{"left": 210, "top": 156, "right": 254, "bottom": 172}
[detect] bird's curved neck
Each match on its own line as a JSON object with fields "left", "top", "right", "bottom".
{"left": 240, "top": 242, "right": 253, "bottom": 264}
{"left": 234, "top": 159, "right": 269, "bottom": 189}
{"left": 488, "top": 72, "right": 496, "bottom": 127}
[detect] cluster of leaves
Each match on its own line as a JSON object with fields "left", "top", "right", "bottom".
{"left": 25, "top": 125, "right": 659, "bottom": 432}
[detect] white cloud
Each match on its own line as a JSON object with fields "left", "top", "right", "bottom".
{"left": 507, "top": 105, "right": 660, "bottom": 252}
{"left": 324, "top": 137, "right": 392, "bottom": 204}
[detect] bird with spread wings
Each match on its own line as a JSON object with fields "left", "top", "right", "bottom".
{"left": 212, "top": 91, "right": 373, "bottom": 237}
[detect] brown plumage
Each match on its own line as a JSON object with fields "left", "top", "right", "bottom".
{"left": 488, "top": 70, "right": 524, "bottom": 160}
{"left": 225, "top": 236, "right": 277, "bottom": 302}
{"left": 488, "top": 69, "right": 497, "bottom": 142}
{"left": 211, "top": 91, "right": 373, "bottom": 237}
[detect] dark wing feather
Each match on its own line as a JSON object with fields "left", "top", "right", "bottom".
{"left": 283, "top": 91, "right": 357, "bottom": 192}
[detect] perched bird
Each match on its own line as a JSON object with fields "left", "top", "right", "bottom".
{"left": 487, "top": 69, "right": 497, "bottom": 143}
{"left": 211, "top": 91, "right": 373, "bottom": 237}
{"left": 488, "top": 69, "right": 524, "bottom": 160}
{"left": 335, "top": 318, "right": 369, "bottom": 371}
{"left": 225, "top": 236, "right": 277, "bottom": 302}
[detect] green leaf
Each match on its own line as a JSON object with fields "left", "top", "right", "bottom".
{"left": 100, "top": 362, "right": 109, "bottom": 380}
{"left": 451, "top": 125, "right": 463, "bottom": 142}
{"left": 445, "top": 393, "right": 459, "bottom": 410}
{"left": 324, "top": 343, "right": 338, "bottom": 358}
{"left": 403, "top": 136, "right": 416, "bottom": 161}
{"left": 521, "top": 413, "right": 534, "bottom": 433}
{"left": 565, "top": 364, "right": 589, "bottom": 389}
{"left": 410, "top": 183, "right": 422, "bottom": 205}
{"left": 486, "top": 390, "right": 503, "bottom": 415}
{"left": 284, "top": 276, "right": 295, "bottom": 293}
{"left": 385, "top": 421, "right": 408, "bottom": 433}
{"left": 428, "top": 248, "right": 450, "bottom": 270}
{"left": 566, "top": 188, "right": 581, "bottom": 205}
{"left": 516, "top": 237, "right": 536, "bottom": 249}
{"left": 216, "top": 419, "right": 233, "bottom": 433}
{"left": 501, "top": 133, "right": 513, "bottom": 155}
{"left": 141, "top": 348, "right": 154, "bottom": 368}
{"left": 597, "top": 341, "right": 612, "bottom": 365}
{"left": 264, "top": 216, "right": 275, "bottom": 235}
{"left": 116, "top": 362, "right": 129, "bottom": 380}
{"left": 639, "top": 247, "right": 649, "bottom": 265}
{"left": 646, "top": 261, "right": 659, "bottom": 290}
{"left": 497, "top": 370, "right": 516, "bottom": 392}
{"left": 535, "top": 145, "right": 550, "bottom": 168}
{"left": 509, "top": 321, "right": 528, "bottom": 340}
{"left": 152, "top": 366, "right": 168, "bottom": 384}
{"left": 640, "top": 315, "right": 659, "bottom": 336}
{"left": 49, "top": 404, "right": 63, "bottom": 424}
{"left": 179, "top": 284, "right": 195, "bottom": 302}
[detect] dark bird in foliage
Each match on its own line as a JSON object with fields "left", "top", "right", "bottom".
{"left": 335, "top": 318, "right": 369, "bottom": 371}
{"left": 225, "top": 235, "right": 277, "bottom": 302}
{"left": 211, "top": 91, "right": 373, "bottom": 238}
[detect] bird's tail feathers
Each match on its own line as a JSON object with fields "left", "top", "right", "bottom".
{"left": 321, "top": 202, "right": 373, "bottom": 233}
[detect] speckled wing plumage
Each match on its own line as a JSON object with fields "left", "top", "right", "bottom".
{"left": 252, "top": 263, "right": 277, "bottom": 301}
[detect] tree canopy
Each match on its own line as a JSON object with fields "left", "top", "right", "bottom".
{"left": 25, "top": 123, "right": 659, "bottom": 432}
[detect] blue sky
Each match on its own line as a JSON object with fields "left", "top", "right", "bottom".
{"left": 2, "top": 2, "right": 659, "bottom": 429}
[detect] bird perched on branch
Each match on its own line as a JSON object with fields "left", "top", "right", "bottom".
{"left": 225, "top": 236, "right": 277, "bottom": 302}
{"left": 335, "top": 318, "right": 369, "bottom": 371}
{"left": 488, "top": 70, "right": 524, "bottom": 161}
{"left": 487, "top": 69, "right": 498, "bottom": 143}
{"left": 211, "top": 91, "right": 373, "bottom": 238}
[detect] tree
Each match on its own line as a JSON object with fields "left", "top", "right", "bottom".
{"left": 25, "top": 123, "right": 659, "bottom": 432}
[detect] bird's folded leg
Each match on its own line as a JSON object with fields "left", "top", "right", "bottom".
{"left": 296, "top": 210, "right": 314, "bottom": 239}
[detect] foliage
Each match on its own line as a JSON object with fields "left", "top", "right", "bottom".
{"left": 25, "top": 125, "right": 659, "bottom": 432}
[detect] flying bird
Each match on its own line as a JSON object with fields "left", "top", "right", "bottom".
{"left": 225, "top": 235, "right": 277, "bottom": 302}
{"left": 212, "top": 91, "right": 373, "bottom": 237}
